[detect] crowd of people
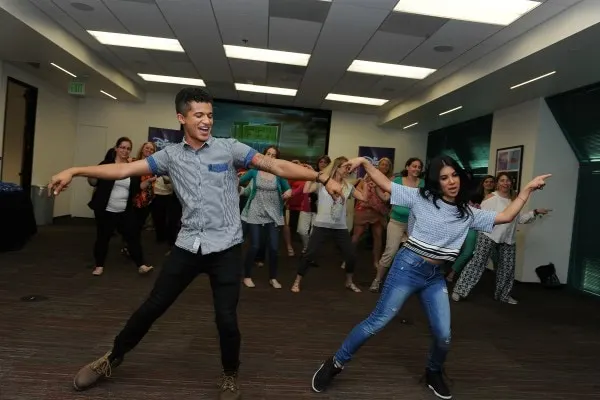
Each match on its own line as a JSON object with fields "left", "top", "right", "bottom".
{"left": 47, "top": 87, "right": 551, "bottom": 400}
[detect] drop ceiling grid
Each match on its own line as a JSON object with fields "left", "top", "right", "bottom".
{"left": 295, "top": 2, "right": 393, "bottom": 108}
{"left": 46, "top": 0, "right": 170, "bottom": 81}
{"left": 155, "top": 0, "right": 234, "bottom": 89}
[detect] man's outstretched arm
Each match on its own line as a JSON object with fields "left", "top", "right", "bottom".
{"left": 48, "top": 160, "right": 151, "bottom": 196}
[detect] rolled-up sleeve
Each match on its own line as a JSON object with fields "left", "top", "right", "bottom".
{"left": 146, "top": 148, "right": 170, "bottom": 176}
{"left": 230, "top": 139, "right": 258, "bottom": 169}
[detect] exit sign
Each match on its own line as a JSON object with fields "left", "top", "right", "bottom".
{"left": 68, "top": 81, "right": 86, "bottom": 96}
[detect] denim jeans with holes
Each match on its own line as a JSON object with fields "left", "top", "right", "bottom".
{"left": 334, "top": 247, "right": 451, "bottom": 371}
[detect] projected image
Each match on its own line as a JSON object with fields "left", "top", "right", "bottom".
{"left": 212, "top": 100, "right": 330, "bottom": 164}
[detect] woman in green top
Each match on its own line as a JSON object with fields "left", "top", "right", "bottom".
{"left": 369, "top": 157, "right": 423, "bottom": 292}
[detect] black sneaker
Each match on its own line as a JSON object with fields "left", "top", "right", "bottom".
{"left": 425, "top": 369, "right": 452, "bottom": 399}
{"left": 311, "top": 356, "right": 343, "bottom": 393}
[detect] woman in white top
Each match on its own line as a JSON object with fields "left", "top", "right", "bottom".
{"left": 291, "top": 156, "right": 367, "bottom": 293}
{"left": 452, "top": 172, "right": 550, "bottom": 304}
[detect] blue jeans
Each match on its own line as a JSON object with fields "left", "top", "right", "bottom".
{"left": 244, "top": 223, "right": 280, "bottom": 280}
{"left": 334, "top": 247, "right": 451, "bottom": 371}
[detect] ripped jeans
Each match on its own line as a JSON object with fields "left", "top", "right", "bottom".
{"left": 334, "top": 247, "right": 451, "bottom": 371}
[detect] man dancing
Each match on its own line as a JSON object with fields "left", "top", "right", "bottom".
{"left": 48, "top": 87, "right": 342, "bottom": 400}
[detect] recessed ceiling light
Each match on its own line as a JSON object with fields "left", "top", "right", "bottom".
{"left": 510, "top": 71, "right": 556, "bottom": 89}
{"left": 224, "top": 45, "right": 310, "bottom": 67}
{"left": 403, "top": 122, "right": 419, "bottom": 129}
{"left": 50, "top": 62, "right": 77, "bottom": 78}
{"left": 235, "top": 83, "right": 297, "bottom": 96}
{"left": 88, "top": 31, "right": 184, "bottom": 52}
{"left": 393, "top": 0, "right": 541, "bottom": 26}
{"left": 439, "top": 106, "right": 462, "bottom": 116}
{"left": 138, "top": 73, "right": 205, "bottom": 86}
{"left": 100, "top": 90, "right": 117, "bottom": 100}
{"left": 348, "top": 60, "right": 435, "bottom": 80}
{"left": 325, "top": 93, "right": 388, "bottom": 106}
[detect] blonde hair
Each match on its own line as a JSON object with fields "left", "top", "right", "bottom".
{"left": 378, "top": 157, "right": 394, "bottom": 178}
{"left": 136, "top": 141, "right": 157, "bottom": 160}
{"left": 322, "top": 156, "right": 351, "bottom": 190}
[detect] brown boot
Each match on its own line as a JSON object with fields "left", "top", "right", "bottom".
{"left": 218, "top": 372, "right": 241, "bottom": 400}
{"left": 73, "top": 351, "right": 122, "bottom": 391}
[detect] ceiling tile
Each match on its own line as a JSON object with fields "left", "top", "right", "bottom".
{"left": 269, "top": 0, "right": 331, "bottom": 23}
{"left": 268, "top": 17, "right": 322, "bottom": 53}
{"left": 156, "top": 0, "right": 233, "bottom": 83}
{"left": 332, "top": 72, "right": 382, "bottom": 94}
{"left": 401, "top": 20, "right": 502, "bottom": 69}
{"left": 267, "top": 64, "right": 305, "bottom": 87}
{"left": 229, "top": 59, "right": 267, "bottom": 84}
{"left": 237, "top": 92, "right": 267, "bottom": 104}
{"left": 206, "top": 81, "right": 238, "bottom": 100}
{"left": 212, "top": 0, "right": 269, "bottom": 48}
{"left": 380, "top": 12, "right": 448, "bottom": 38}
{"left": 102, "top": 0, "right": 174, "bottom": 37}
{"left": 265, "top": 95, "right": 296, "bottom": 106}
{"left": 295, "top": 2, "right": 393, "bottom": 107}
{"left": 51, "top": 0, "right": 125, "bottom": 31}
{"left": 358, "top": 31, "right": 425, "bottom": 64}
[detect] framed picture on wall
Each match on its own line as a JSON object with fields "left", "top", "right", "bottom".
{"left": 495, "top": 145, "right": 524, "bottom": 190}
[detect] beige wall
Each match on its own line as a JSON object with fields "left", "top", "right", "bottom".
{"left": 0, "top": 61, "right": 79, "bottom": 217}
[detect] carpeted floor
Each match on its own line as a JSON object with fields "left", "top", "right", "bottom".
{"left": 0, "top": 218, "right": 598, "bottom": 399}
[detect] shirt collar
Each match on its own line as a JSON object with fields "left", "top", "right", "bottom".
{"left": 182, "top": 135, "right": 214, "bottom": 150}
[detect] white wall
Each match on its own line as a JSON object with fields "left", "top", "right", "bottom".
{"left": 0, "top": 61, "right": 79, "bottom": 217}
{"left": 329, "top": 111, "right": 428, "bottom": 172}
{"left": 489, "top": 98, "right": 577, "bottom": 283}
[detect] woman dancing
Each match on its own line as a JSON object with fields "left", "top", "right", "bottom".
{"left": 291, "top": 156, "right": 367, "bottom": 293}
{"left": 452, "top": 172, "right": 550, "bottom": 304}
{"left": 310, "top": 155, "right": 550, "bottom": 399}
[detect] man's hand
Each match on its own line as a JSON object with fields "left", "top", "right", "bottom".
{"left": 48, "top": 169, "right": 74, "bottom": 196}
{"left": 282, "top": 189, "right": 292, "bottom": 200}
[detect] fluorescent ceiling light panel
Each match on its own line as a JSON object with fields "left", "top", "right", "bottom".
{"left": 393, "top": 0, "right": 541, "bottom": 26}
{"left": 235, "top": 83, "right": 297, "bottom": 96}
{"left": 100, "top": 90, "right": 117, "bottom": 100}
{"left": 325, "top": 93, "right": 388, "bottom": 106}
{"left": 439, "top": 106, "right": 462, "bottom": 116}
{"left": 88, "top": 30, "right": 184, "bottom": 52}
{"left": 403, "top": 122, "right": 419, "bottom": 129}
{"left": 348, "top": 60, "right": 435, "bottom": 79}
{"left": 138, "top": 73, "right": 205, "bottom": 86}
{"left": 510, "top": 71, "right": 556, "bottom": 89}
{"left": 50, "top": 62, "right": 76, "bottom": 77}
{"left": 224, "top": 45, "right": 310, "bottom": 66}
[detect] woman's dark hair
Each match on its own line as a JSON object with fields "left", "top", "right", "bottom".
{"left": 419, "top": 155, "right": 472, "bottom": 219}
{"left": 400, "top": 157, "right": 423, "bottom": 177}
{"left": 103, "top": 148, "right": 116, "bottom": 162}
{"left": 317, "top": 155, "right": 331, "bottom": 168}
{"left": 115, "top": 136, "right": 132, "bottom": 149}
{"left": 471, "top": 174, "right": 495, "bottom": 204}
{"left": 263, "top": 145, "right": 280, "bottom": 158}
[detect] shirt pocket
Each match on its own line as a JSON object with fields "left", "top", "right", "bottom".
{"left": 206, "top": 163, "right": 229, "bottom": 186}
